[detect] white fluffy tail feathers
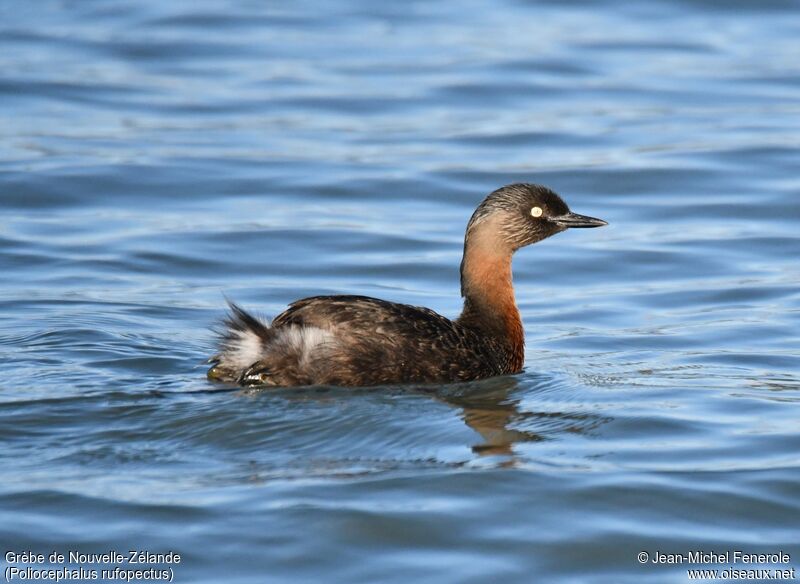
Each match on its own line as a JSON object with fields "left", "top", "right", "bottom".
{"left": 207, "top": 302, "right": 273, "bottom": 383}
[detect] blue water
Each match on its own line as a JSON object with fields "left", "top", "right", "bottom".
{"left": 2, "top": 0, "right": 799, "bottom": 582}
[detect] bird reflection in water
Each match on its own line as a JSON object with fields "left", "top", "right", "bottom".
{"left": 433, "top": 375, "right": 611, "bottom": 458}
{"left": 232, "top": 373, "right": 612, "bottom": 464}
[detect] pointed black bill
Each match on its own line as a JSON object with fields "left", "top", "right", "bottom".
{"left": 551, "top": 212, "right": 608, "bottom": 228}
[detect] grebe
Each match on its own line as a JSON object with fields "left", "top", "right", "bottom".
{"left": 207, "top": 183, "right": 606, "bottom": 387}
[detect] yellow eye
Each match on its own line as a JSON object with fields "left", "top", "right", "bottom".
{"left": 531, "top": 207, "right": 543, "bottom": 218}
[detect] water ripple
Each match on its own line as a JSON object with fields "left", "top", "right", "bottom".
{"left": 2, "top": 0, "right": 800, "bottom": 581}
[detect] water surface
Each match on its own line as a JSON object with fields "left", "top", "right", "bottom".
{"left": 1, "top": 0, "right": 799, "bottom": 582}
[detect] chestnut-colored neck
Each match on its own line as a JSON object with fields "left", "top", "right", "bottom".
{"left": 457, "top": 219, "right": 524, "bottom": 371}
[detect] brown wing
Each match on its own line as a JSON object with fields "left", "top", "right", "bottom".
{"left": 272, "top": 295, "right": 447, "bottom": 330}
{"left": 271, "top": 295, "right": 506, "bottom": 383}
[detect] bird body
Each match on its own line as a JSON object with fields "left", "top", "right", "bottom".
{"left": 207, "top": 183, "right": 606, "bottom": 387}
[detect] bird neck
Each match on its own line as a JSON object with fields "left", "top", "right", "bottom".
{"left": 457, "top": 226, "right": 524, "bottom": 370}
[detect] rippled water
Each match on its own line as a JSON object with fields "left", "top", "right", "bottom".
{"left": 2, "top": 0, "right": 799, "bottom": 582}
